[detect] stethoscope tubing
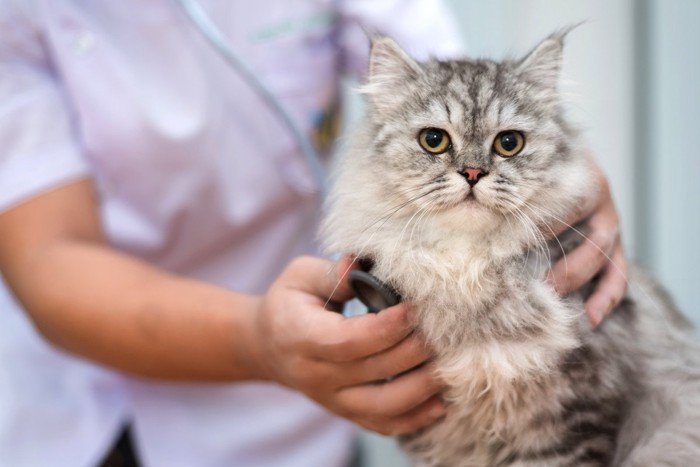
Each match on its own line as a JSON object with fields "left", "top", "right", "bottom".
{"left": 174, "top": 0, "right": 329, "bottom": 197}
{"left": 175, "top": 1, "right": 405, "bottom": 316}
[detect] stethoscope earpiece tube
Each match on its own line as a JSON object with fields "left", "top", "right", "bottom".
{"left": 174, "top": 0, "right": 328, "bottom": 197}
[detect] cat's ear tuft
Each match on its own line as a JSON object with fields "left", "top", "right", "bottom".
{"left": 516, "top": 25, "right": 579, "bottom": 90}
{"left": 363, "top": 36, "right": 423, "bottom": 113}
{"left": 369, "top": 36, "right": 423, "bottom": 84}
{"left": 517, "top": 37, "right": 563, "bottom": 89}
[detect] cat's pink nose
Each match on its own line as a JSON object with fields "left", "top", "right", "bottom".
{"left": 461, "top": 168, "right": 488, "bottom": 187}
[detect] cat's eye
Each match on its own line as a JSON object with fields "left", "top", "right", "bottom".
{"left": 493, "top": 131, "right": 525, "bottom": 157}
{"left": 418, "top": 128, "right": 451, "bottom": 154}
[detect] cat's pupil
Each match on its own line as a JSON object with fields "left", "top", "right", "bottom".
{"left": 500, "top": 132, "right": 518, "bottom": 151}
{"left": 425, "top": 130, "right": 443, "bottom": 148}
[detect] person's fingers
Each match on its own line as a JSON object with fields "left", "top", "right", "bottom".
{"left": 338, "top": 332, "right": 432, "bottom": 385}
{"left": 547, "top": 171, "right": 620, "bottom": 295}
{"left": 304, "top": 302, "right": 414, "bottom": 362}
{"left": 548, "top": 194, "right": 596, "bottom": 239}
{"left": 331, "top": 254, "right": 363, "bottom": 305}
{"left": 269, "top": 255, "right": 415, "bottom": 365}
{"left": 584, "top": 243, "right": 628, "bottom": 327}
{"left": 364, "top": 396, "right": 445, "bottom": 436}
{"left": 334, "top": 363, "right": 443, "bottom": 427}
{"left": 547, "top": 228, "right": 617, "bottom": 295}
{"left": 283, "top": 255, "right": 357, "bottom": 305}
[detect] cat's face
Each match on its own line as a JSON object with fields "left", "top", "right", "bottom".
{"left": 356, "top": 35, "right": 588, "bottom": 236}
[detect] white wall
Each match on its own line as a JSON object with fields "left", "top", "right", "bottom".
{"left": 644, "top": 0, "right": 700, "bottom": 322}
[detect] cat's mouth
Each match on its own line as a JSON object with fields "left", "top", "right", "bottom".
{"left": 464, "top": 189, "right": 479, "bottom": 203}
{"left": 462, "top": 189, "right": 492, "bottom": 211}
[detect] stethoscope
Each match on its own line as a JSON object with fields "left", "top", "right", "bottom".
{"left": 175, "top": 0, "right": 401, "bottom": 313}
{"left": 175, "top": 0, "right": 328, "bottom": 196}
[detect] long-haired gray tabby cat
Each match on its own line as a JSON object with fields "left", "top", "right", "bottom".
{"left": 322, "top": 31, "right": 700, "bottom": 466}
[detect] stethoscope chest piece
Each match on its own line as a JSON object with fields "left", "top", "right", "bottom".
{"left": 347, "top": 270, "right": 401, "bottom": 313}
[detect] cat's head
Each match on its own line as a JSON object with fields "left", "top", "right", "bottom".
{"left": 323, "top": 32, "right": 592, "bottom": 259}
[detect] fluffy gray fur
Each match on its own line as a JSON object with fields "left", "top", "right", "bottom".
{"left": 321, "top": 33, "right": 700, "bottom": 466}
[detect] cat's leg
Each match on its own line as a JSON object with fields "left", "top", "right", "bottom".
{"left": 619, "top": 431, "right": 700, "bottom": 467}
{"left": 618, "top": 414, "right": 700, "bottom": 467}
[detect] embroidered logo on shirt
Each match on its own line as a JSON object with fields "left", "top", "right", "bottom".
{"left": 250, "top": 12, "right": 337, "bottom": 43}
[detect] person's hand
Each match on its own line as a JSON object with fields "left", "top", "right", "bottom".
{"left": 546, "top": 157, "right": 628, "bottom": 327}
{"left": 248, "top": 256, "right": 445, "bottom": 436}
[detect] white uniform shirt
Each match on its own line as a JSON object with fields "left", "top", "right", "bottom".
{"left": 0, "top": 1, "right": 463, "bottom": 466}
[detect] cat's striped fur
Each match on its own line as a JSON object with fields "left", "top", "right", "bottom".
{"left": 322, "top": 33, "right": 700, "bottom": 466}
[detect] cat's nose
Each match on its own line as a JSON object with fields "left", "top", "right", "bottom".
{"left": 460, "top": 168, "right": 489, "bottom": 187}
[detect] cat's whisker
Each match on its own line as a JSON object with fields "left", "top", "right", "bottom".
{"left": 519, "top": 201, "right": 680, "bottom": 334}
{"left": 355, "top": 186, "right": 443, "bottom": 252}
{"left": 519, "top": 202, "right": 569, "bottom": 282}
{"left": 523, "top": 202, "right": 680, "bottom": 329}
{"left": 511, "top": 197, "right": 560, "bottom": 265}
{"left": 502, "top": 214, "right": 520, "bottom": 256}
{"left": 524, "top": 202, "right": 627, "bottom": 286}
{"left": 388, "top": 203, "right": 431, "bottom": 276}
{"left": 507, "top": 207, "right": 539, "bottom": 270}
{"left": 500, "top": 191, "right": 553, "bottom": 258}
{"left": 505, "top": 197, "right": 550, "bottom": 266}
{"left": 406, "top": 188, "right": 451, "bottom": 285}
{"left": 321, "top": 255, "right": 363, "bottom": 312}
{"left": 356, "top": 181, "right": 446, "bottom": 237}
{"left": 411, "top": 201, "right": 438, "bottom": 246}
{"left": 322, "top": 186, "right": 445, "bottom": 311}
{"left": 412, "top": 203, "right": 439, "bottom": 282}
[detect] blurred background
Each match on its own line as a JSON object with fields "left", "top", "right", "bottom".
{"left": 353, "top": 0, "right": 700, "bottom": 464}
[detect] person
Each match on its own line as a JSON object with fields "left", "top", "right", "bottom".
{"left": 0, "top": 1, "right": 627, "bottom": 466}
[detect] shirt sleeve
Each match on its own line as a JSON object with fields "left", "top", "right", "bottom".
{"left": 338, "top": 0, "right": 466, "bottom": 79}
{"left": 0, "top": 0, "right": 90, "bottom": 213}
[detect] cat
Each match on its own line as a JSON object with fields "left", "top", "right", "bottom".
{"left": 321, "top": 31, "right": 700, "bottom": 466}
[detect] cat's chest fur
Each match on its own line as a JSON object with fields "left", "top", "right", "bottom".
{"left": 369, "top": 235, "right": 595, "bottom": 465}
{"left": 369, "top": 224, "right": 580, "bottom": 361}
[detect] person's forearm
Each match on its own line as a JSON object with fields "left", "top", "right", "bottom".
{"left": 7, "top": 238, "right": 264, "bottom": 381}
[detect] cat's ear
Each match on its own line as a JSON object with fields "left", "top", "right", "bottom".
{"left": 516, "top": 26, "right": 578, "bottom": 90}
{"left": 363, "top": 36, "right": 424, "bottom": 113}
{"left": 516, "top": 35, "right": 564, "bottom": 90}
{"left": 368, "top": 36, "right": 423, "bottom": 83}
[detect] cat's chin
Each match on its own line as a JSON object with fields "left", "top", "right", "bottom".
{"left": 441, "top": 202, "right": 503, "bottom": 235}
{"left": 459, "top": 188, "right": 507, "bottom": 213}
{"left": 456, "top": 194, "right": 501, "bottom": 217}
{"left": 463, "top": 193, "right": 480, "bottom": 206}
{"left": 460, "top": 199, "right": 491, "bottom": 218}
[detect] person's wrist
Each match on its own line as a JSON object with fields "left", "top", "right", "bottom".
{"left": 232, "top": 294, "right": 272, "bottom": 382}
